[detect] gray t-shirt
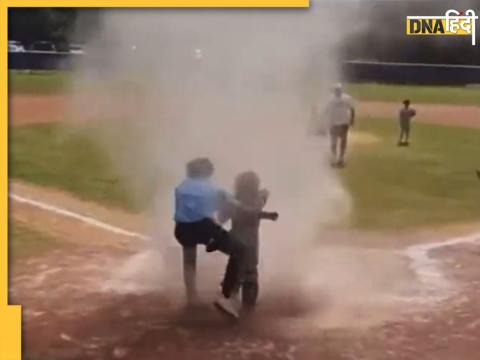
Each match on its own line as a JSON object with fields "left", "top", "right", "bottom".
{"left": 399, "top": 108, "right": 416, "bottom": 123}
{"left": 218, "top": 189, "right": 269, "bottom": 268}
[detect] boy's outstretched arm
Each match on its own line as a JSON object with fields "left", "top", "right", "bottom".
{"left": 260, "top": 211, "right": 279, "bottom": 221}
{"left": 219, "top": 190, "right": 277, "bottom": 221}
{"left": 216, "top": 190, "right": 235, "bottom": 224}
{"left": 216, "top": 188, "right": 278, "bottom": 222}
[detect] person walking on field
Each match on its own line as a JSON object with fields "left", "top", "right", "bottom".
{"left": 325, "top": 83, "right": 356, "bottom": 168}
{"left": 398, "top": 99, "right": 416, "bottom": 146}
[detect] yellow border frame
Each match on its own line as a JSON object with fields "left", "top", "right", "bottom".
{"left": 0, "top": 6, "right": 21, "bottom": 360}
{"left": 7, "top": 0, "right": 309, "bottom": 7}
{"left": 0, "top": 1, "right": 308, "bottom": 359}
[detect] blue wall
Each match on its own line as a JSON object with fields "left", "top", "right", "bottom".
{"left": 342, "top": 61, "right": 480, "bottom": 85}
{"left": 9, "top": 51, "right": 79, "bottom": 71}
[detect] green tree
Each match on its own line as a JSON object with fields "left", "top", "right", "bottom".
{"left": 9, "top": 8, "right": 77, "bottom": 50}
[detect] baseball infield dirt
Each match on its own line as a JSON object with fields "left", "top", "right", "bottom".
{"left": 9, "top": 95, "right": 480, "bottom": 128}
{"left": 359, "top": 101, "right": 480, "bottom": 129}
{"left": 8, "top": 93, "right": 480, "bottom": 359}
{"left": 9, "top": 181, "right": 480, "bottom": 360}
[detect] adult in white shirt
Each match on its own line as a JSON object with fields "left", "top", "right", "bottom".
{"left": 325, "top": 83, "right": 355, "bottom": 168}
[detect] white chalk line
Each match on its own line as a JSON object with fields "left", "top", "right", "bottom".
{"left": 10, "top": 192, "right": 480, "bottom": 302}
{"left": 404, "top": 231, "right": 480, "bottom": 302}
{"left": 10, "top": 193, "right": 150, "bottom": 241}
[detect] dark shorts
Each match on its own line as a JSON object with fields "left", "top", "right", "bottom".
{"left": 175, "top": 218, "right": 247, "bottom": 298}
{"left": 400, "top": 119, "right": 411, "bottom": 131}
{"left": 174, "top": 218, "right": 236, "bottom": 254}
{"left": 330, "top": 124, "right": 349, "bottom": 138}
{"left": 174, "top": 218, "right": 222, "bottom": 248}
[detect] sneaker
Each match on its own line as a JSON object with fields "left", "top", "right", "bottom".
{"left": 337, "top": 160, "right": 346, "bottom": 168}
{"left": 214, "top": 294, "right": 240, "bottom": 319}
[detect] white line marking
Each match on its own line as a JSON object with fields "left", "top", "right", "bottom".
{"left": 10, "top": 193, "right": 150, "bottom": 241}
{"left": 10, "top": 191, "right": 480, "bottom": 302}
{"left": 405, "top": 231, "right": 480, "bottom": 301}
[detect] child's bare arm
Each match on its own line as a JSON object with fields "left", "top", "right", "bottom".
{"left": 260, "top": 211, "right": 279, "bottom": 221}
{"left": 218, "top": 189, "right": 278, "bottom": 221}
{"left": 258, "top": 189, "right": 278, "bottom": 221}
{"left": 229, "top": 197, "right": 261, "bottom": 215}
{"left": 225, "top": 195, "right": 278, "bottom": 221}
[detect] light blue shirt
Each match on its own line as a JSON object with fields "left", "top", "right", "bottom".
{"left": 174, "top": 177, "right": 226, "bottom": 223}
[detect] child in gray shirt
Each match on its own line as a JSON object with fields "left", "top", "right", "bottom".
{"left": 398, "top": 99, "right": 416, "bottom": 146}
{"left": 219, "top": 171, "right": 278, "bottom": 311}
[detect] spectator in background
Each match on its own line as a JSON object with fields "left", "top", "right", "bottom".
{"left": 324, "top": 83, "right": 356, "bottom": 168}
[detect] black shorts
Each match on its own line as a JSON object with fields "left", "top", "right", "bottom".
{"left": 174, "top": 218, "right": 226, "bottom": 248}
{"left": 330, "top": 124, "right": 349, "bottom": 138}
{"left": 400, "top": 119, "right": 411, "bottom": 131}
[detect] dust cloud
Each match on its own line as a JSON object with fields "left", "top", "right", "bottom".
{"left": 71, "top": 3, "right": 420, "bottom": 328}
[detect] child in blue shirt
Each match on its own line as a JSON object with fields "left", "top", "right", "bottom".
{"left": 174, "top": 158, "right": 275, "bottom": 318}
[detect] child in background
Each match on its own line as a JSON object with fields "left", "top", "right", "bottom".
{"left": 219, "top": 171, "right": 278, "bottom": 311}
{"left": 398, "top": 99, "right": 416, "bottom": 146}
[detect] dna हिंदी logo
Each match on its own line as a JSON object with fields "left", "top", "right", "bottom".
{"left": 406, "top": 9, "right": 478, "bottom": 46}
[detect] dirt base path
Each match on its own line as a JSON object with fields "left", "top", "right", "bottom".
{"left": 10, "top": 95, "right": 68, "bottom": 125}
{"left": 359, "top": 101, "right": 480, "bottom": 129}
{"left": 9, "top": 181, "right": 480, "bottom": 360}
{"left": 10, "top": 181, "right": 150, "bottom": 248}
{"left": 9, "top": 94, "right": 480, "bottom": 128}
{"left": 12, "top": 240, "right": 480, "bottom": 360}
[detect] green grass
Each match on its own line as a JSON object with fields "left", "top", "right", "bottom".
{"left": 10, "top": 221, "right": 58, "bottom": 258}
{"left": 9, "top": 71, "right": 71, "bottom": 95}
{"left": 347, "top": 83, "right": 480, "bottom": 106}
{"left": 9, "top": 71, "right": 480, "bottom": 106}
{"left": 10, "top": 119, "right": 480, "bottom": 230}
{"left": 342, "top": 118, "right": 480, "bottom": 229}
{"left": 10, "top": 123, "right": 137, "bottom": 210}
